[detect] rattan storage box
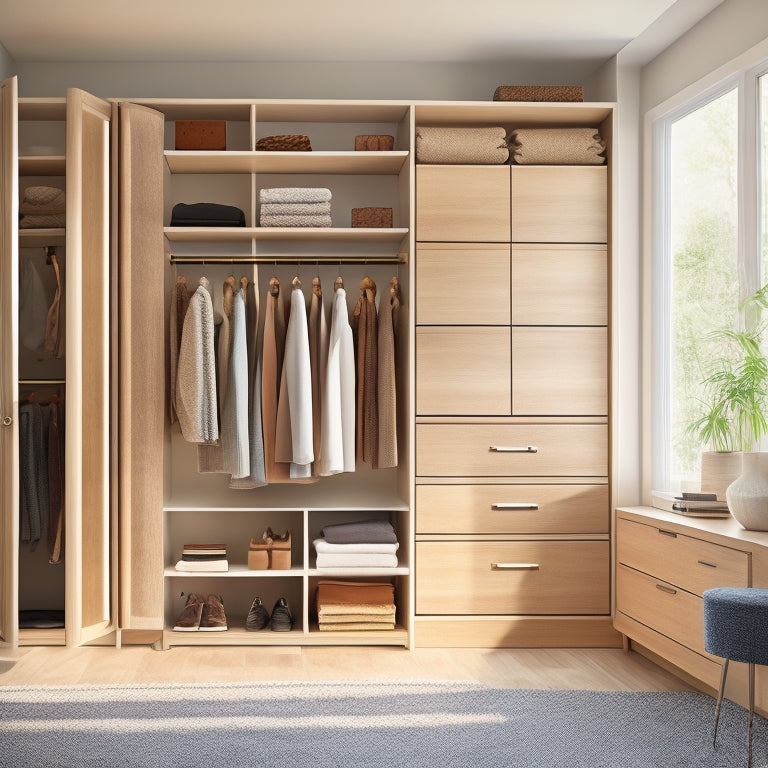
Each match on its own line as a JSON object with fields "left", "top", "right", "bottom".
{"left": 493, "top": 85, "right": 584, "bottom": 102}
{"left": 175, "top": 120, "right": 227, "bottom": 150}
{"left": 351, "top": 207, "right": 393, "bottom": 227}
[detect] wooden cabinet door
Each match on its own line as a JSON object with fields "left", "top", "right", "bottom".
{"left": 511, "top": 166, "right": 607, "bottom": 243}
{"left": 65, "top": 88, "right": 114, "bottom": 646}
{"left": 0, "top": 76, "right": 19, "bottom": 647}
{"left": 116, "top": 102, "right": 165, "bottom": 631}
{"left": 416, "top": 166, "right": 510, "bottom": 242}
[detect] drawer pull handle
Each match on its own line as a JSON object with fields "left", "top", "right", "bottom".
{"left": 655, "top": 584, "right": 677, "bottom": 596}
{"left": 491, "top": 563, "right": 540, "bottom": 571}
{"left": 658, "top": 529, "right": 678, "bottom": 538}
{"left": 489, "top": 445, "right": 538, "bottom": 453}
{"left": 697, "top": 560, "right": 718, "bottom": 569}
{"left": 492, "top": 503, "right": 539, "bottom": 511}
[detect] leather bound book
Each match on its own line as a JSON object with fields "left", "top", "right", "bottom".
{"left": 175, "top": 120, "right": 227, "bottom": 150}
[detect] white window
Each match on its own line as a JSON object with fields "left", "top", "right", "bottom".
{"left": 653, "top": 59, "right": 768, "bottom": 494}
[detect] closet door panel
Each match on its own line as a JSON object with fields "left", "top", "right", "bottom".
{"left": 117, "top": 103, "right": 165, "bottom": 630}
{"left": 65, "top": 89, "right": 113, "bottom": 645}
{"left": 0, "top": 76, "right": 19, "bottom": 646}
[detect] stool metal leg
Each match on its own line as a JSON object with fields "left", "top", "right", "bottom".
{"left": 713, "top": 658, "right": 729, "bottom": 748}
{"left": 748, "top": 662, "right": 754, "bottom": 768}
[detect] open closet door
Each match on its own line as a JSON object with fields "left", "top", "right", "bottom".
{"left": 0, "top": 76, "right": 19, "bottom": 647}
{"left": 116, "top": 102, "right": 165, "bottom": 632}
{"left": 64, "top": 88, "right": 113, "bottom": 646}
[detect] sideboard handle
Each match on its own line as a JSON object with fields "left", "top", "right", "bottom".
{"left": 492, "top": 503, "right": 539, "bottom": 511}
{"left": 658, "top": 529, "right": 678, "bottom": 538}
{"left": 491, "top": 563, "right": 540, "bottom": 571}
{"left": 697, "top": 560, "right": 718, "bottom": 568}
{"left": 489, "top": 446, "right": 538, "bottom": 453}
{"left": 655, "top": 584, "right": 677, "bottom": 595}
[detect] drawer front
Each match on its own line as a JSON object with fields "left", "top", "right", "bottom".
{"left": 416, "top": 166, "right": 510, "bottom": 242}
{"left": 416, "top": 244, "right": 510, "bottom": 325}
{"left": 616, "top": 563, "right": 705, "bottom": 654}
{"left": 511, "top": 327, "right": 608, "bottom": 416}
{"left": 511, "top": 166, "right": 607, "bottom": 244}
{"left": 511, "top": 245, "right": 607, "bottom": 325}
{"left": 416, "top": 423, "right": 608, "bottom": 477}
{"left": 416, "top": 484, "right": 609, "bottom": 534}
{"left": 617, "top": 518, "right": 750, "bottom": 595}
{"left": 416, "top": 327, "right": 511, "bottom": 416}
{"left": 416, "top": 540, "right": 610, "bottom": 614}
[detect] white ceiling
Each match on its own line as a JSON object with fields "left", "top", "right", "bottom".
{"left": 0, "top": 0, "right": 722, "bottom": 65}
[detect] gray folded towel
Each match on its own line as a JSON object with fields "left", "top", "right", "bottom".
{"left": 260, "top": 214, "right": 332, "bottom": 228}
{"left": 260, "top": 202, "right": 332, "bottom": 216}
{"left": 259, "top": 187, "right": 332, "bottom": 204}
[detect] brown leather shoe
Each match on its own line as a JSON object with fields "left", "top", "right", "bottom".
{"left": 199, "top": 594, "right": 228, "bottom": 631}
{"left": 173, "top": 593, "right": 204, "bottom": 632}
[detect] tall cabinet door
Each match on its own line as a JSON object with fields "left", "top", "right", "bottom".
{"left": 64, "top": 88, "right": 114, "bottom": 646}
{"left": 116, "top": 102, "right": 165, "bottom": 631}
{"left": 0, "top": 75, "right": 19, "bottom": 647}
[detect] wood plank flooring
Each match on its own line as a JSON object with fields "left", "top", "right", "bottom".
{"left": 0, "top": 644, "right": 697, "bottom": 691}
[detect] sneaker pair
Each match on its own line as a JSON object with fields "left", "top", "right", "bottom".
{"left": 173, "top": 593, "right": 228, "bottom": 631}
{"left": 246, "top": 596, "right": 293, "bottom": 632}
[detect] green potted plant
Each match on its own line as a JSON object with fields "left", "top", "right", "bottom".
{"left": 688, "top": 283, "right": 768, "bottom": 528}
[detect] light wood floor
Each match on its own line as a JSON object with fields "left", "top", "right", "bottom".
{"left": 0, "top": 643, "right": 698, "bottom": 692}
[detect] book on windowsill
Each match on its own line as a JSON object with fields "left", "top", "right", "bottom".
{"left": 651, "top": 491, "right": 732, "bottom": 517}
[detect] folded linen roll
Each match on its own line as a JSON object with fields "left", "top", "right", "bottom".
{"left": 508, "top": 127, "right": 606, "bottom": 165}
{"left": 260, "top": 214, "right": 332, "bottom": 228}
{"left": 319, "top": 621, "right": 395, "bottom": 631}
{"left": 174, "top": 559, "right": 229, "bottom": 572}
{"left": 19, "top": 214, "right": 66, "bottom": 229}
{"left": 416, "top": 126, "right": 509, "bottom": 164}
{"left": 21, "top": 185, "right": 66, "bottom": 211}
{"left": 313, "top": 538, "right": 399, "bottom": 555}
{"left": 317, "top": 604, "right": 396, "bottom": 617}
{"left": 260, "top": 202, "right": 332, "bottom": 216}
{"left": 315, "top": 552, "right": 399, "bottom": 568}
{"left": 319, "top": 614, "right": 395, "bottom": 624}
{"left": 259, "top": 187, "right": 332, "bottom": 204}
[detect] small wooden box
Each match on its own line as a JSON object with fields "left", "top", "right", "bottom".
{"left": 351, "top": 207, "right": 393, "bottom": 228}
{"left": 175, "top": 120, "right": 227, "bottom": 150}
{"left": 354, "top": 134, "right": 395, "bottom": 151}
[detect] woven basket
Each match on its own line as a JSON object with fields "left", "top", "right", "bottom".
{"left": 255, "top": 134, "right": 312, "bottom": 151}
{"left": 493, "top": 85, "right": 583, "bottom": 102}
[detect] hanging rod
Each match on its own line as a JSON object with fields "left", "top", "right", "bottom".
{"left": 168, "top": 253, "right": 408, "bottom": 265}
{"left": 19, "top": 379, "right": 66, "bottom": 386}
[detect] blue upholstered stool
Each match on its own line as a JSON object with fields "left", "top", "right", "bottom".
{"left": 703, "top": 587, "right": 768, "bottom": 767}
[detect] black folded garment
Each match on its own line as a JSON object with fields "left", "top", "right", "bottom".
{"left": 170, "top": 202, "right": 246, "bottom": 227}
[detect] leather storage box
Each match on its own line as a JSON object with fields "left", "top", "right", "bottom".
{"left": 351, "top": 207, "right": 393, "bottom": 228}
{"left": 175, "top": 120, "right": 227, "bottom": 150}
{"left": 355, "top": 134, "right": 395, "bottom": 151}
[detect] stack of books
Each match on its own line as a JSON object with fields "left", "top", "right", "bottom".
{"left": 175, "top": 543, "right": 229, "bottom": 572}
{"left": 651, "top": 491, "right": 731, "bottom": 518}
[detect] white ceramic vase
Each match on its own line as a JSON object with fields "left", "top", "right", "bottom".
{"left": 726, "top": 451, "right": 768, "bottom": 531}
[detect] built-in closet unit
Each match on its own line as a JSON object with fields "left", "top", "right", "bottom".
{"left": 411, "top": 102, "right": 618, "bottom": 648}
{"left": 0, "top": 76, "right": 113, "bottom": 647}
{"left": 114, "top": 98, "right": 413, "bottom": 648}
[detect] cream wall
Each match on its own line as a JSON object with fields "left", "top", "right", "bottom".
{"left": 0, "top": 42, "right": 13, "bottom": 81}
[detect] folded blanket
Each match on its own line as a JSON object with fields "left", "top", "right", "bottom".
{"left": 170, "top": 202, "right": 246, "bottom": 226}
{"left": 320, "top": 519, "right": 398, "bottom": 545}
{"left": 318, "top": 604, "right": 395, "bottom": 617}
{"left": 416, "top": 126, "right": 509, "bottom": 164}
{"left": 19, "top": 214, "right": 66, "bottom": 229}
{"left": 316, "top": 579, "right": 395, "bottom": 605}
{"left": 260, "top": 202, "right": 332, "bottom": 216}
{"left": 319, "top": 621, "right": 395, "bottom": 631}
{"left": 174, "top": 559, "right": 229, "bottom": 572}
{"left": 315, "top": 552, "right": 398, "bottom": 568}
{"left": 259, "top": 187, "right": 332, "bottom": 204}
{"left": 21, "top": 185, "right": 66, "bottom": 210}
{"left": 313, "top": 538, "right": 399, "bottom": 555}
{"left": 508, "top": 127, "right": 606, "bottom": 165}
{"left": 260, "top": 214, "right": 332, "bottom": 228}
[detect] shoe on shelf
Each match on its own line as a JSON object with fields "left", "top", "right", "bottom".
{"left": 199, "top": 594, "right": 228, "bottom": 631}
{"left": 270, "top": 597, "right": 293, "bottom": 632}
{"left": 173, "top": 593, "right": 204, "bottom": 632}
{"left": 246, "top": 596, "right": 270, "bottom": 631}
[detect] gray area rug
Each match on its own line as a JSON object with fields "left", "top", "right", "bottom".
{"left": 1, "top": 680, "right": 766, "bottom": 767}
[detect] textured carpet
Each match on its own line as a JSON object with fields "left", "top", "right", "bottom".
{"left": 1, "top": 680, "right": 766, "bottom": 767}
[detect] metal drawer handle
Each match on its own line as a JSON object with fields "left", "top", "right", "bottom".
{"left": 655, "top": 584, "right": 677, "bottom": 596}
{"left": 697, "top": 560, "right": 718, "bottom": 569}
{"left": 658, "top": 529, "right": 678, "bottom": 538}
{"left": 489, "top": 446, "right": 538, "bottom": 453}
{"left": 491, "top": 563, "right": 540, "bottom": 571}
{"left": 492, "top": 503, "right": 539, "bottom": 511}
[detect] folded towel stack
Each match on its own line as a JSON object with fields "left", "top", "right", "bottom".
{"left": 508, "top": 127, "right": 606, "bottom": 165}
{"left": 415, "top": 126, "right": 509, "bottom": 164}
{"left": 314, "top": 518, "right": 399, "bottom": 569}
{"left": 315, "top": 579, "right": 396, "bottom": 631}
{"left": 19, "top": 186, "right": 66, "bottom": 229}
{"left": 175, "top": 543, "right": 229, "bottom": 572}
{"left": 259, "top": 187, "right": 332, "bottom": 227}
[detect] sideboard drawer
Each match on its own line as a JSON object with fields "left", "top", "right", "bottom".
{"left": 416, "top": 423, "right": 608, "bottom": 477}
{"left": 416, "top": 540, "right": 610, "bottom": 615}
{"left": 416, "top": 326, "right": 511, "bottom": 416}
{"left": 616, "top": 563, "right": 706, "bottom": 655}
{"left": 415, "top": 484, "right": 609, "bottom": 534}
{"left": 617, "top": 518, "right": 749, "bottom": 596}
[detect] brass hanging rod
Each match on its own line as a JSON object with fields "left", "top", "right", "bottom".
{"left": 19, "top": 379, "right": 66, "bottom": 386}
{"left": 168, "top": 253, "right": 407, "bottom": 265}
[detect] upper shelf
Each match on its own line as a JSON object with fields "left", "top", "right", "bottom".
{"left": 164, "top": 226, "right": 409, "bottom": 243}
{"left": 19, "top": 155, "right": 66, "bottom": 176}
{"left": 165, "top": 150, "right": 409, "bottom": 175}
